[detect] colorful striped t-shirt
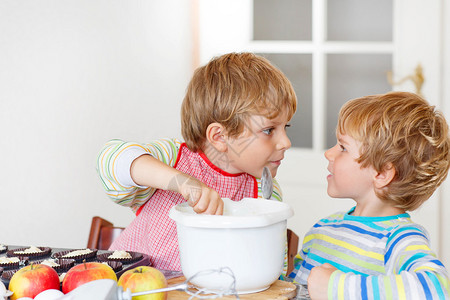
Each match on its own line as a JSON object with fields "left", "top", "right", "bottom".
{"left": 289, "top": 207, "right": 450, "bottom": 299}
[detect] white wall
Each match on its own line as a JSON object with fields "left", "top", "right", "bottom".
{"left": 0, "top": 1, "right": 192, "bottom": 248}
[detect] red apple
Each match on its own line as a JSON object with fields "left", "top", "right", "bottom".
{"left": 118, "top": 266, "right": 167, "bottom": 300}
{"left": 62, "top": 261, "right": 117, "bottom": 294}
{"left": 8, "top": 263, "right": 60, "bottom": 300}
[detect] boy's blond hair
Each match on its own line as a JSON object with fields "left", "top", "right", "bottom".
{"left": 337, "top": 91, "right": 450, "bottom": 211}
{"left": 181, "top": 52, "right": 297, "bottom": 152}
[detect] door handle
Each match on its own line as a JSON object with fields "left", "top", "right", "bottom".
{"left": 387, "top": 64, "right": 424, "bottom": 96}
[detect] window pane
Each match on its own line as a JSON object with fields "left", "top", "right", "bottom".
{"left": 253, "top": 0, "right": 312, "bottom": 41}
{"left": 258, "top": 53, "right": 313, "bottom": 148}
{"left": 327, "top": 0, "right": 392, "bottom": 41}
{"left": 326, "top": 54, "right": 392, "bottom": 148}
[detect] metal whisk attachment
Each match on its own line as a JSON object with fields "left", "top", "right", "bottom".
{"left": 130, "top": 267, "right": 240, "bottom": 300}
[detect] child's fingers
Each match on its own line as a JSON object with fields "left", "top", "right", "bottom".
{"left": 214, "top": 200, "right": 224, "bottom": 215}
{"left": 191, "top": 188, "right": 211, "bottom": 213}
{"left": 200, "top": 196, "right": 223, "bottom": 215}
{"left": 192, "top": 198, "right": 208, "bottom": 213}
{"left": 192, "top": 189, "right": 223, "bottom": 215}
{"left": 187, "top": 188, "right": 200, "bottom": 206}
{"left": 181, "top": 180, "right": 223, "bottom": 215}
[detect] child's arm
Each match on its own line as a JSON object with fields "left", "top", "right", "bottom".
{"left": 97, "top": 139, "right": 171, "bottom": 212}
{"left": 313, "top": 225, "right": 450, "bottom": 299}
{"left": 130, "top": 153, "right": 223, "bottom": 214}
{"left": 96, "top": 138, "right": 223, "bottom": 214}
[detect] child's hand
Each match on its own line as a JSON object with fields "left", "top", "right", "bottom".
{"left": 179, "top": 176, "right": 224, "bottom": 215}
{"left": 307, "top": 263, "right": 337, "bottom": 300}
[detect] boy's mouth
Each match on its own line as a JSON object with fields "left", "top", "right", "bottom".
{"left": 269, "top": 160, "right": 282, "bottom": 166}
{"left": 327, "top": 168, "right": 333, "bottom": 178}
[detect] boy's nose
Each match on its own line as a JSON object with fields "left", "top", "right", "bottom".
{"left": 324, "top": 145, "right": 336, "bottom": 161}
{"left": 277, "top": 131, "right": 291, "bottom": 150}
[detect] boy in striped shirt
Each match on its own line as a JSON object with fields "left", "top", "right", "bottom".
{"left": 289, "top": 92, "right": 450, "bottom": 299}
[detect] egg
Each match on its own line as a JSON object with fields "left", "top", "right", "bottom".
{"left": 0, "top": 282, "right": 13, "bottom": 299}
{"left": 34, "top": 289, "right": 64, "bottom": 300}
{"left": 0, "top": 281, "right": 5, "bottom": 296}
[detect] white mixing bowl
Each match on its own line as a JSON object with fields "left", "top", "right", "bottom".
{"left": 169, "top": 198, "right": 294, "bottom": 294}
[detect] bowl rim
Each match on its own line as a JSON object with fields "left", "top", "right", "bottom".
{"left": 169, "top": 198, "right": 294, "bottom": 228}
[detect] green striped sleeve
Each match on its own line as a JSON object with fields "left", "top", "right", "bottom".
{"left": 96, "top": 138, "right": 181, "bottom": 213}
{"left": 255, "top": 177, "right": 283, "bottom": 201}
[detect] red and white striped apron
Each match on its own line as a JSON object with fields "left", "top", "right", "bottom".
{"left": 109, "top": 143, "right": 258, "bottom": 270}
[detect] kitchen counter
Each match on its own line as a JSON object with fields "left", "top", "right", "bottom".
{"left": 166, "top": 276, "right": 297, "bottom": 300}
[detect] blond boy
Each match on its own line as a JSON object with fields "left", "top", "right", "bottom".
{"left": 290, "top": 92, "right": 450, "bottom": 299}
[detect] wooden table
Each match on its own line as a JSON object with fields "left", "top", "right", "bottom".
{"left": 166, "top": 276, "right": 297, "bottom": 300}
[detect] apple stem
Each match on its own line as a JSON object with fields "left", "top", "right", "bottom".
{"left": 30, "top": 262, "right": 34, "bottom": 270}
{"left": 83, "top": 259, "right": 87, "bottom": 270}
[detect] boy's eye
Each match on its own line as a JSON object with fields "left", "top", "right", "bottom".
{"left": 339, "top": 144, "right": 346, "bottom": 152}
{"left": 262, "top": 128, "right": 274, "bottom": 135}
{"left": 285, "top": 124, "right": 291, "bottom": 130}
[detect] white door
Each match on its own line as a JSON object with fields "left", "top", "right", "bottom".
{"left": 195, "top": 0, "right": 448, "bottom": 265}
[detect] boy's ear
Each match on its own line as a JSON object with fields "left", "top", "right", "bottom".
{"left": 374, "top": 163, "right": 396, "bottom": 189}
{"left": 206, "top": 123, "right": 227, "bottom": 152}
